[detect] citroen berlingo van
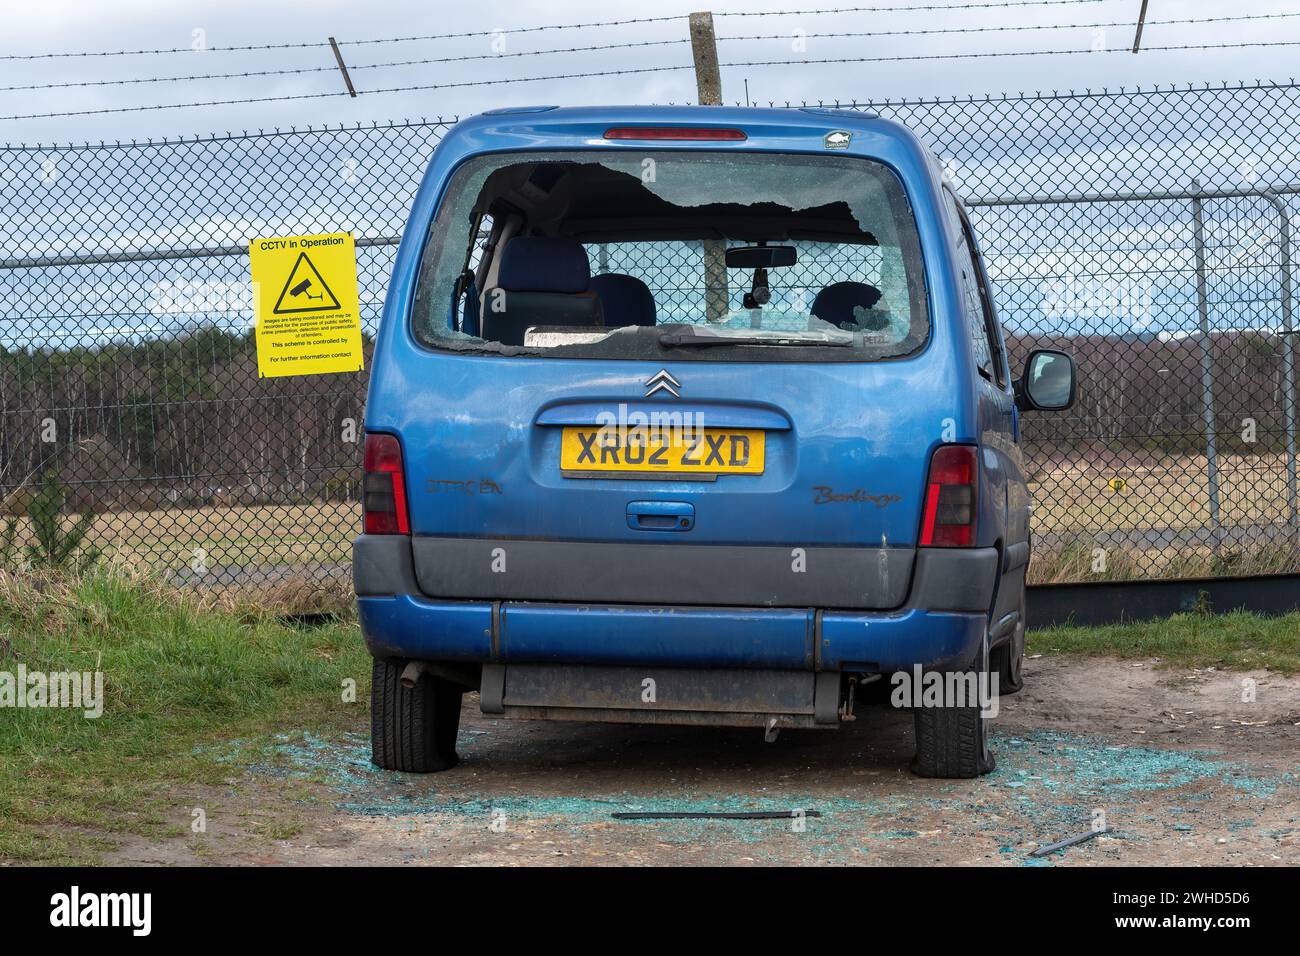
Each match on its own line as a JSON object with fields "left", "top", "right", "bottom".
{"left": 354, "top": 105, "right": 1076, "bottom": 779}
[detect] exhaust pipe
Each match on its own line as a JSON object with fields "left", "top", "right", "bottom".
{"left": 399, "top": 660, "right": 429, "bottom": 689}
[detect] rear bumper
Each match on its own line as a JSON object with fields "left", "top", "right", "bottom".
{"left": 354, "top": 535, "right": 995, "bottom": 673}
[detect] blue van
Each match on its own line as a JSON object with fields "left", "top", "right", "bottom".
{"left": 354, "top": 106, "right": 1075, "bottom": 779}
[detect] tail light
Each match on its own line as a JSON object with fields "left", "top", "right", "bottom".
{"left": 363, "top": 433, "right": 409, "bottom": 535}
{"left": 919, "top": 444, "right": 977, "bottom": 547}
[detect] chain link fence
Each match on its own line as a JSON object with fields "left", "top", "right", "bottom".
{"left": 1, "top": 82, "right": 1298, "bottom": 586}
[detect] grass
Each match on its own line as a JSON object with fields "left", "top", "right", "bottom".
{"left": 1027, "top": 537, "right": 1300, "bottom": 584}
{"left": 1029, "top": 452, "right": 1300, "bottom": 532}
{"left": 1, "top": 562, "right": 1296, "bottom": 863}
{"left": 1028, "top": 610, "right": 1300, "bottom": 674}
{"left": 0, "top": 561, "right": 369, "bottom": 864}
{"left": 0, "top": 503, "right": 359, "bottom": 573}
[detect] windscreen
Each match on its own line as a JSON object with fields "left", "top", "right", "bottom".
{"left": 411, "top": 149, "right": 929, "bottom": 362}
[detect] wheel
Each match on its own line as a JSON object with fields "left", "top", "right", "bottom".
{"left": 991, "top": 582, "right": 1026, "bottom": 695}
{"left": 910, "top": 636, "right": 997, "bottom": 779}
{"left": 371, "top": 657, "right": 464, "bottom": 772}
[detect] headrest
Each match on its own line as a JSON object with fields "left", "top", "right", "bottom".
{"left": 810, "top": 281, "right": 884, "bottom": 325}
{"left": 589, "top": 273, "right": 657, "bottom": 327}
{"left": 497, "top": 237, "right": 591, "bottom": 294}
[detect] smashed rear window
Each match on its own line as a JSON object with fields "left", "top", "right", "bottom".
{"left": 410, "top": 150, "right": 929, "bottom": 362}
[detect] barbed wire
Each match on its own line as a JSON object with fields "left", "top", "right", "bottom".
{"left": 714, "top": 0, "right": 1107, "bottom": 16}
{"left": 721, "top": 38, "right": 1300, "bottom": 70}
{"left": 0, "top": 1, "right": 1106, "bottom": 60}
{"left": 0, "top": 65, "right": 695, "bottom": 121}
{"left": 8, "top": 33, "right": 1300, "bottom": 122}
{"left": 0, "top": 14, "right": 689, "bottom": 60}
{"left": 5, "top": 9, "right": 1295, "bottom": 95}
{"left": 721, "top": 11, "right": 1300, "bottom": 42}
{"left": 0, "top": 38, "right": 692, "bottom": 93}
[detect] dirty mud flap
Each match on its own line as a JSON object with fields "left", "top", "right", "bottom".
{"left": 480, "top": 663, "right": 841, "bottom": 730}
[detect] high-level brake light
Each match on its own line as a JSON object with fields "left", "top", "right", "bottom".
{"left": 603, "top": 127, "right": 747, "bottom": 141}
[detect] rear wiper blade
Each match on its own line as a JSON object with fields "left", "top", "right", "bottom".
{"left": 658, "top": 328, "right": 854, "bottom": 348}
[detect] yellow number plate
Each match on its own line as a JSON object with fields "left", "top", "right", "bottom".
{"left": 560, "top": 427, "right": 765, "bottom": 476}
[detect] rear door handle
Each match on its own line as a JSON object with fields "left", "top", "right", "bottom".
{"left": 627, "top": 500, "right": 694, "bottom": 531}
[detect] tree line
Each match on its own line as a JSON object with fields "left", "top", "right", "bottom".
{"left": 0, "top": 326, "right": 1295, "bottom": 513}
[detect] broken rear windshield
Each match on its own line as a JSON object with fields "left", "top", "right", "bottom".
{"left": 410, "top": 150, "right": 929, "bottom": 362}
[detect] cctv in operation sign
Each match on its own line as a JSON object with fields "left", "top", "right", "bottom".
{"left": 249, "top": 231, "right": 364, "bottom": 377}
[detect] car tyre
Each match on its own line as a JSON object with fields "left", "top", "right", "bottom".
{"left": 911, "top": 638, "right": 997, "bottom": 779}
{"left": 371, "top": 657, "right": 463, "bottom": 772}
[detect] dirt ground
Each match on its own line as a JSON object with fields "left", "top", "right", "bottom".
{"left": 111, "top": 657, "right": 1300, "bottom": 866}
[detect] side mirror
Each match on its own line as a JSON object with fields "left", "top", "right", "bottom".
{"left": 1016, "top": 349, "right": 1076, "bottom": 411}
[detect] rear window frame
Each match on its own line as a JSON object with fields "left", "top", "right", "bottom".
{"left": 405, "top": 147, "right": 935, "bottom": 365}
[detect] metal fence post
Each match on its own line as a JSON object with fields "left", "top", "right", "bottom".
{"left": 1264, "top": 191, "right": 1299, "bottom": 531}
{"left": 1191, "top": 187, "right": 1223, "bottom": 549}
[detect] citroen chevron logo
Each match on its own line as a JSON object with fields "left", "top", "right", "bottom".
{"left": 645, "top": 369, "right": 681, "bottom": 398}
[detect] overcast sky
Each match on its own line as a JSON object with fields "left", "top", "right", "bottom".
{"left": 1, "top": 0, "right": 1298, "bottom": 144}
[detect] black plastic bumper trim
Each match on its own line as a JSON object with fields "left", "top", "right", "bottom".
{"left": 410, "top": 536, "right": 916, "bottom": 610}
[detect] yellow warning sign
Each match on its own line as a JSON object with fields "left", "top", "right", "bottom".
{"left": 249, "top": 232, "right": 363, "bottom": 378}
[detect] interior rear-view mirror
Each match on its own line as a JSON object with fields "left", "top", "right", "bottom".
{"left": 725, "top": 245, "right": 797, "bottom": 269}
